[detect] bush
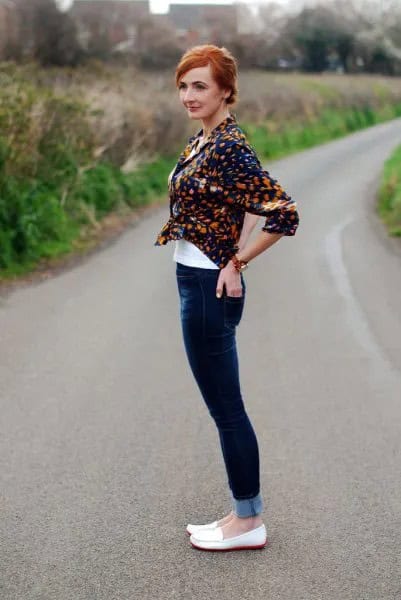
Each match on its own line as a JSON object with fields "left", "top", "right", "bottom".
{"left": 378, "top": 144, "right": 401, "bottom": 236}
{"left": 0, "top": 65, "right": 175, "bottom": 275}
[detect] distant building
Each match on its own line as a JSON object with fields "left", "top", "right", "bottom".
{"left": 151, "top": 12, "right": 171, "bottom": 29}
{"left": 168, "top": 3, "right": 238, "bottom": 46}
{"left": 68, "top": 0, "right": 246, "bottom": 54}
{"left": 70, "top": 0, "right": 150, "bottom": 50}
{"left": 0, "top": 0, "right": 20, "bottom": 59}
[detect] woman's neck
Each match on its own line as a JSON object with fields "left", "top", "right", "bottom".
{"left": 201, "top": 109, "right": 231, "bottom": 138}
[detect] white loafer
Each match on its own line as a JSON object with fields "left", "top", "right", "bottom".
{"left": 190, "top": 524, "right": 267, "bottom": 551}
{"left": 186, "top": 520, "right": 219, "bottom": 536}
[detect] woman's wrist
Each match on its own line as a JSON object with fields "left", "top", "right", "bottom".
{"left": 224, "top": 259, "right": 238, "bottom": 273}
{"left": 235, "top": 231, "right": 284, "bottom": 266}
{"left": 230, "top": 254, "right": 249, "bottom": 272}
{"left": 235, "top": 253, "right": 248, "bottom": 264}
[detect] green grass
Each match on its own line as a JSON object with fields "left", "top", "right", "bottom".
{"left": 0, "top": 156, "right": 174, "bottom": 280}
{"left": 244, "top": 103, "right": 401, "bottom": 160}
{"left": 377, "top": 144, "right": 401, "bottom": 237}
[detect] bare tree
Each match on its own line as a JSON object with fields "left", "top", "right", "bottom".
{"left": 30, "top": 0, "right": 81, "bottom": 65}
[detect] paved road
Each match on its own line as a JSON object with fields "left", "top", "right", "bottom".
{"left": 1, "top": 120, "right": 401, "bottom": 600}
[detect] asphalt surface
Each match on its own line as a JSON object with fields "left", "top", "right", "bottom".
{"left": 1, "top": 119, "right": 401, "bottom": 600}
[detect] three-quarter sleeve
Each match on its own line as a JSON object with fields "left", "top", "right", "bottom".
{"left": 214, "top": 140, "right": 299, "bottom": 236}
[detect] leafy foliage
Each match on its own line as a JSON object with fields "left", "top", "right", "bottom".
{"left": 378, "top": 144, "right": 401, "bottom": 236}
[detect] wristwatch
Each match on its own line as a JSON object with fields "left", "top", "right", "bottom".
{"left": 231, "top": 254, "right": 249, "bottom": 272}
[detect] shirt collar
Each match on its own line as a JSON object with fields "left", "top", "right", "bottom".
{"left": 196, "top": 113, "right": 237, "bottom": 142}
{"left": 179, "top": 113, "right": 237, "bottom": 167}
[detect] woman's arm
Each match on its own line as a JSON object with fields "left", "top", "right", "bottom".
{"left": 214, "top": 140, "right": 299, "bottom": 298}
{"left": 237, "top": 212, "right": 260, "bottom": 252}
{"left": 237, "top": 230, "right": 284, "bottom": 263}
{"left": 214, "top": 140, "right": 299, "bottom": 237}
{"left": 216, "top": 230, "right": 284, "bottom": 298}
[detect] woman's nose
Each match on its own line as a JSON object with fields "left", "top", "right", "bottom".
{"left": 183, "top": 87, "right": 195, "bottom": 102}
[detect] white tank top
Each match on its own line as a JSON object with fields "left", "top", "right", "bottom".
{"left": 173, "top": 239, "right": 219, "bottom": 269}
{"left": 168, "top": 164, "right": 219, "bottom": 269}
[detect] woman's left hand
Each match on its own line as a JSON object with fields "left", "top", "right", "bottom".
{"left": 216, "top": 262, "right": 243, "bottom": 298}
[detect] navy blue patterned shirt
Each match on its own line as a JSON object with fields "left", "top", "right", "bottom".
{"left": 155, "top": 113, "right": 299, "bottom": 268}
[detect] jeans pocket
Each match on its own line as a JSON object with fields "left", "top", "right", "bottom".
{"left": 176, "top": 262, "right": 197, "bottom": 280}
{"left": 223, "top": 295, "right": 245, "bottom": 329}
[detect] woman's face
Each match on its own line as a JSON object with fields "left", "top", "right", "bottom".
{"left": 178, "top": 64, "right": 230, "bottom": 122}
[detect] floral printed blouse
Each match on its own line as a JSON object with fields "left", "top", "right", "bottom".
{"left": 154, "top": 113, "right": 299, "bottom": 268}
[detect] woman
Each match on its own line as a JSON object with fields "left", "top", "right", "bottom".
{"left": 155, "top": 45, "right": 299, "bottom": 551}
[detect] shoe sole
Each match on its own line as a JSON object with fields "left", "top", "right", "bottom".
{"left": 190, "top": 539, "right": 268, "bottom": 552}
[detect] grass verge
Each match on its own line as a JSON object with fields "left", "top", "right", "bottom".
{"left": 244, "top": 104, "right": 401, "bottom": 159}
{"left": 0, "top": 157, "right": 174, "bottom": 281}
{"left": 377, "top": 144, "right": 401, "bottom": 237}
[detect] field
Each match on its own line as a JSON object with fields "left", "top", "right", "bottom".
{"left": 1, "top": 62, "right": 401, "bottom": 279}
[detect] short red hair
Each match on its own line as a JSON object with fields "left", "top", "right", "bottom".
{"left": 175, "top": 44, "right": 238, "bottom": 105}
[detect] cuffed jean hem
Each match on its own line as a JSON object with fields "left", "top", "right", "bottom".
{"left": 230, "top": 490, "right": 264, "bottom": 517}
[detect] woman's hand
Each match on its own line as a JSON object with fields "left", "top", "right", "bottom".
{"left": 216, "top": 261, "right": 243, "bottom": 298}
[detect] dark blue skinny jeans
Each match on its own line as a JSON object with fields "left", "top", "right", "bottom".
{"left": 175, "top": 261, "right": 263, "bottom": 517}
